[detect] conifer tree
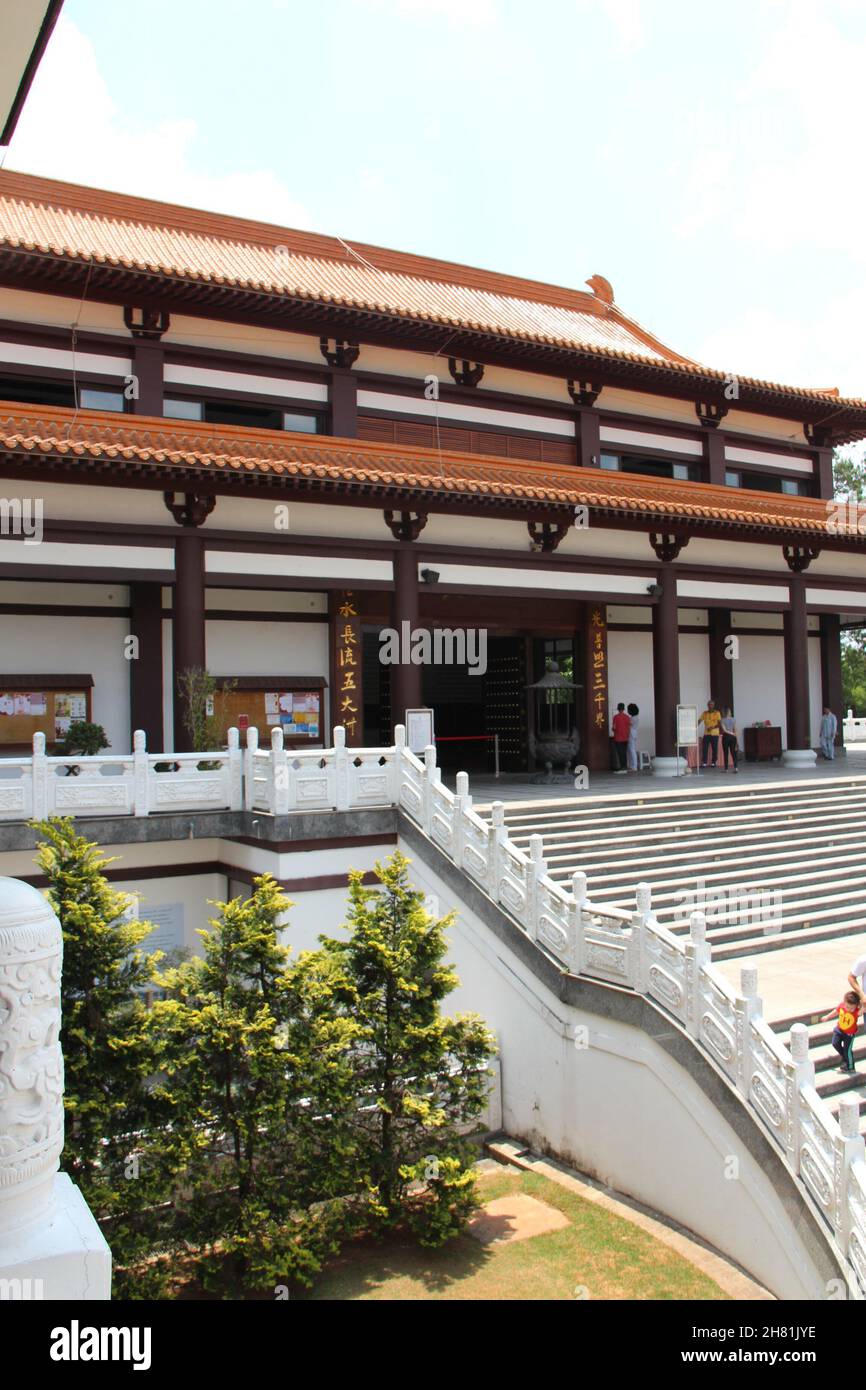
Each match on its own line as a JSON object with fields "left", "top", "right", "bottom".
{"left": 318, "top": 850, "right": 497, "bottom": 1245}
{"left": 149, "top": 873, "right": 355, "bottom": 1292}
{"left": 31, "top": 817, "right": 163, "bottom": 1280}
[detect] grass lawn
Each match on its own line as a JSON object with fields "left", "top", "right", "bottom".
{"left": 304, "top": 1167, "right": 730, "bottom": 1301}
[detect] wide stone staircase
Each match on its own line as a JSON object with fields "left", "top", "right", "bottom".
{"left": 481, "top": 775, "right": 866, "bottom": 1132}
{"left": 482, "top": 777, "right": 866, "bottom": 962}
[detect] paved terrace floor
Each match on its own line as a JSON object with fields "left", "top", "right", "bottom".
{"left": 458, "top": 747, "right": 866, "bottom": 805}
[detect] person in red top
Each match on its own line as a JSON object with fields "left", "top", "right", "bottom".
{"left": 819, "top": 991, "right": 861, "bottom": 1073}
{"left": 612, "top": 703, "right": 630, "bottom": 774}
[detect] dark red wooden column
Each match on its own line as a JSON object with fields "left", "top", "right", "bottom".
{"left": 129, "top": 582, "right": 164, "bottom": 750}
{"left": 652, "top": 562, "right": 680, "bottom": 758}
{"left": 784, "top": 576, "right": 811, "bottom": 750}
{"left": 704, "top": 430, "right": 726, "bottom": 487}
{"left": 820, "top": 612, "right": 844, "bottom": 744}
{"left": 124, "top": 307, "right": 168, "bottom": 416}
{"left": 708, "top": 607, "right": 734, "bottom": 713}
{"left": 172, "top": 531, "right": 206, "bottom": 751}
{"left": 330, "top": 368, "right": 357, "bottom": 437}
{"left": 131, "top": 341, "right": 164, "bottom": 416}
{"left": 576, "top": 408, "right": 600, "bottom": 469}
{"left": 390, "top": 544, "right": 421, "bottom": 730}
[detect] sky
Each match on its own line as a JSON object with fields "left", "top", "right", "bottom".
{"left": 4, "top": 0, "right": 866, "bottom": 398}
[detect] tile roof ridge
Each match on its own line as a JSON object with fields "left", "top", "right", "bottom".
{"left": 0, "top": 168, "right": 676, "bottom": 341}
{"left": 0, "top": 399, "right": 836, "bottom": 517}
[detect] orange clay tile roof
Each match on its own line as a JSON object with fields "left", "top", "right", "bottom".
{"left": 0, "top": 402, "right": 853, "bottom": 541}
{"left": 0, "top": 171, "right": 861, "bottom": 412}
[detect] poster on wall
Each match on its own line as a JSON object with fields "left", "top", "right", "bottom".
{"left": 55, "top": 694, "right": 87, "bottom": 721}
{"left": 278, "top": 690, "right": 320, "bottom": 739}
{"left": 18, "top": 692, "right": 47, "bottom": 715}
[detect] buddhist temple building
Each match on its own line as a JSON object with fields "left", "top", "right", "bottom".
{"left": 0, "top": 169, "right": 865, "bottom": 775}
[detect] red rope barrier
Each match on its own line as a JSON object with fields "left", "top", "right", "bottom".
{"left": 434, "top": 735, "right": 497, "bottom": 742}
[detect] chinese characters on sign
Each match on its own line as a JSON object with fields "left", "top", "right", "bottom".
{"left": 583, "top": 604, "right": 610, "bottom": 771}
{"left": 332, "top": 590, "right": 362, "bottom": 745}
{"left": 590, "top": 607, "right": 607, "bottom": 731}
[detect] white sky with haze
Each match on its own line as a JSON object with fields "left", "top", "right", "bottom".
{"left": 4, "top": 0, "right": 866, "bottom": 400}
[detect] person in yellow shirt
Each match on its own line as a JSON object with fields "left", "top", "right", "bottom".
{"left": 698, "top": 700, "right": 722, "bottom": 768}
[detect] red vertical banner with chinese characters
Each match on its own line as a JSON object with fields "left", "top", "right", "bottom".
{"left": 330, "top": 590, "right": 363, "bottom": 746}
{"left": 584, "top": 603, "right": 610, "bottom": 771}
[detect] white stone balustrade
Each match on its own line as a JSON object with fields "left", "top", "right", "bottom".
{"left": 0, "top": 729, "right": 244, "bottom": 821}
{"left": 0, "top": 877, "right": 110, "bottom": 1299}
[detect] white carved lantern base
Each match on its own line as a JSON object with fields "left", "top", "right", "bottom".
{"left": 0, "top": 1173, "right": 111, "bottom": 1299}
{"left": 782, "top": 748, "right": 818, "bottom": 768}
{"left": 0, "top": 877, "right": 111, "bottom": 1299}
{"left": 651, "top": 755, "right": 683, "bottom": 778}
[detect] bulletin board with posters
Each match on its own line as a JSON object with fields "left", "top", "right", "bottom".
{"left": 212, "top": 677, "right": 327, "bottom": 747}
{"left": 0, "top": 676, "right": 93, "bottom": 750}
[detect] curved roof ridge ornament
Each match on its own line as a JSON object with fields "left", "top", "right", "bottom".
{"left": 585, "top": 274, "right": 615, "bottom": 307}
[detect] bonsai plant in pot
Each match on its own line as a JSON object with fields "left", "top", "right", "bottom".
{"left": 58, "top": 720, "right": 110, "bottom": 776}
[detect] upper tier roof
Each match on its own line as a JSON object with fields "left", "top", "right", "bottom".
{"left": 0, "top": 170, "right": 862, "bottom": 432}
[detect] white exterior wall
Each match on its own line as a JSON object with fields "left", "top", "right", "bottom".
{"left": 679, "top": 631, "right": 711, "bottom": 712}
{"left": 607, "top": 630, "right": 655, "bottom": 748}
{"left": 732, "top": 636, "right": 787, "bottom": 743}
{"left": 0, "top": 613, "right": 131, "bottom": 751}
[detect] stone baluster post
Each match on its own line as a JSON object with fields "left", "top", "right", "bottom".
{"left": 333, "top": 724, "right": 350, "bottom": 812}
{"left": 785, "top": 1022, "right": 815, "bottom": 1171}
{"left": 132, "top": 728, "right": 148, "bottom": 817}
{"left": 525, "top": 834, "right": 547, "bottom": 940}
{"left": 835, "top": 1097, "right": 866, "bottom": 1257}
{"left": 490, "top": 802, "right": 507, "bottom": 903}
{"left": 271, "top": 725, "right": 289, "bottom": 816}
{"left": 0, "top": 878, "right": 110, "bottom": 1298}
{"left": 453, "top": 770, "right": 470, "bottom": 866}
{"left": 243, "top": 726, "right": 259, "bottom": 812}
{"left": 684, "top": 910, "right": 710, "bottom": 1041}
{"left": 227, "top": 727, "right": 242, "bottom": 811}
{"left": 633, "top": 881, "right": 653, "bottom": 995}
{"left": 391, "top": 724, "right": 406, "bottom": 806}
{"left": 569, "top": 870, "right": 588, "bottom": 975}
{"left": 422, "top": 744, "right": 437, "bottom": 835}
{"left": 734, "top": 966, "right": 762, "bottom": 1099}
{"left": 31, "top": 732, "right": 48, "bottom": 821}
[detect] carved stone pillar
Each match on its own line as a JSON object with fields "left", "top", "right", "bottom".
{"left": 0, "top": 879, "right": 64, "bottom": 1233}
{"left": 0, "top": 878, "right": 110, "bottom": 1298}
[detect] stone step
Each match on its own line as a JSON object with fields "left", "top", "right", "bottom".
{"left": 583, "top": 860, "right": 866, "bottom": 907}
{"left": 501, "top": 791, "right": 866, "bottom": 843}
{"left": 817, "top": 1072, "right": 866, "bottom": 1103}
{"left": 712, "top": 917, "right": 866, "bottom": 960}
{"left": 552, "top": 853, "right": 866, "bottom": 907}
{"left": 655, "top": 885, "right": 866, "bottom": 935}
{"left": 494, "top": 778, "right": 866, "bottom": 817}
{"left": 514, "top": 812, "right": 865, "bottom": 864}
{"left": 493, "top": 779, "right": 866, "bottom": 829}
{"left": 539, "top": 824, "right": 866, "bottom": 876}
